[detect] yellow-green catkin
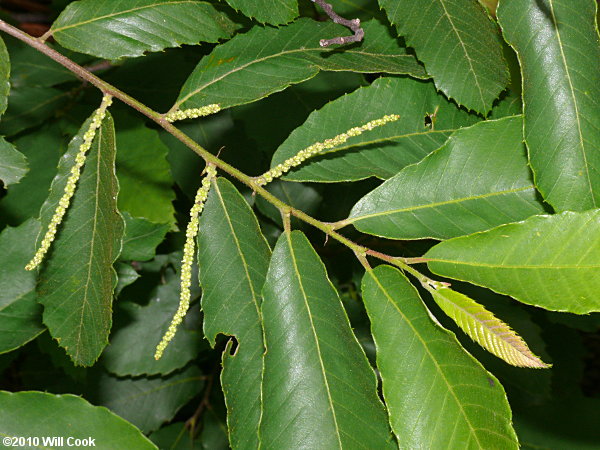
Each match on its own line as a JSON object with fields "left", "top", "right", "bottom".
{"left": 254, "top": 114, "right": 400, "bottom": 186}
{"left": 25, "top": 94, "right": 113, "bottom": 271}
{"left": 165, "top": 104, "right": 221, "bottom": 122}
{"left": 154, "top": 165, "right": 217, "bottom": 360}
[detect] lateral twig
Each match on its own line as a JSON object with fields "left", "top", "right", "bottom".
{"left": 0, "top": 19, "right": 438, "bottom": 287}
{"left": 312, "top": 0, "right": 364, "bottom": 47}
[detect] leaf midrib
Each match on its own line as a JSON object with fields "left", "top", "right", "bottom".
{"left": 174, "top": 46, "right": 417, "bottom": 109}
{"left": 214, "top": 179, "right": 263, "bottom": 321}
{"left": 49, "top": 1, "right": 197, "bottom": 35}
{"left": 349, "top": 185, "right": 534, "bottom": 223}
{"left": 286, "top": 232, "right": 343, "bottom": 449}
{"left": 428, "top": 258, "right": 600, "bottom": 269}
{"left": 74, "top": 125, "right": 104, "bottom": 361}
{"left": 548, "top": 0, "right": 596, "bottom": 206}
{"left": 368, "top": 268, "right": 484, "bottom": 448}
{"left": 435, "top": 0, "right": 487, "bottom": 108}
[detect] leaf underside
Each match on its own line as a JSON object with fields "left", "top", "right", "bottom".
{"left": 348, "top": 116, "right": 546, "bottom": 239}
{"left": 426, "top": 209, "right": 600, "bottom": 314}
{"left": 497, "top": 0, "right": 600, "bottom": 211}
{"left": 37, "top": 113, "right": 124, "bottom": 366}
{"left": 173, "top": 19, "right": 427, "bottom": 114}
{"left": 361, "top": 265, "right": 519, "bottom": 449}
{"left": 260, "top": 231, "right": 394, "bottom": 449}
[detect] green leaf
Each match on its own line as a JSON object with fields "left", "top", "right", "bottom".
{"left": 497, "top": 0, "right": 600, "bottom": 211}
{"left": 428, "top": 286, "right": 549, "bottom": 367}
{"left": 50, "top": 0, "right": 236, "bottom": 60}
{"left": 0, "top": 87, "right": 69, "bottom": 137}
{"left": 4, "top": 35, "right": 83, "bottom": 88}
{"left": 233, "top": 71, "right": 367, "bottom": 156}
{"left": 260, "top": 231, "right": 394, "bottom": 449}
{"left": 197, "top": 177, "right": 271, "bottom": 449}
{"left": 255, "top": 180, "right": 322, "bottom": 227}
{"left": 0, "top": 124, "right": 64, "bottom": 226}
{"left": 172, "top": 19, "right": 427, "bottom": 114}
{"left": 347, "top": 116, "right": 546, "bottom": 239}
{"left": 120, "top": 212, "right": 170, "bottom": 261}
{"left": 223, "top": 0, "right": 298, "bottom": 24}
{"left": 0, "top": 36, "right": 9, "bottom": 117}
{"left": 361, "top": 265, "right": 518, "bottom": 449}
{"left": 379, "top": 0, "right": 509, "bottom": 113}
{"left": 103, "top": 270, "right": 203, "bottom": 377}
{"left": 150, "top": 422, "right": 204, "bottom": 450}
{"left": 115, "top": 262, "right": 139, "bottom": 295}
{"left": 425, "top": 209, "right": 600, "bottom": 314}
{"left": 0, "top": 219, "right": 44, "bottom": 354}
{"left": 91, "top": 366, "right": 203, "bottom": 434}
{"left": 272, "top": 76, "right": 479, "bottom": 182}
{"left": 315, "top": 0, "right": 383, "bottom": 21}
{"left": 116, "top": 114, "right": 175, "bottom": 227}
{"left": 37, "top": 112, "right": 124, "bottom": 366}
{"left": 0, "top": 391, "right": 156, "bottom": 449}
{"left": 0, "top": 137, "right": 28, "bottom": 188}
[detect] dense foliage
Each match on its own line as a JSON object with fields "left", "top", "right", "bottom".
{"left": 0, "top": 0, "right": 599, "bottom": 448}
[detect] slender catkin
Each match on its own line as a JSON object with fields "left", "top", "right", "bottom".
{"left": 254, "top": 114, "right": 400, "bottom": 186}
{"left": 154, "top": 165, "right": 217, "bottom": 360}
{"left": 165, "top": 104, "right": 221, "bottom": 122}
{"left": 25, "top": 94, "right": 113, "bottom": 271}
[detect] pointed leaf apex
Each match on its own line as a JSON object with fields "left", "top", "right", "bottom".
{"left": 430, "top": 287, "right": 551, "bottom": 369}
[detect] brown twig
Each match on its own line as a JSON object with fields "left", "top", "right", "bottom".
{"left": 312, "top": 0, "right": 364, "bottom": 47}
{"left": 0, "top": 19, "right": 438, "bottom": 286}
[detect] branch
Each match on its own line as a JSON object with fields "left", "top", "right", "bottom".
{"left": 0, "top": 20, "right": 436, "bottom": 284}
{"left": 312, "top": 0, "right": 364, "bottom": 47}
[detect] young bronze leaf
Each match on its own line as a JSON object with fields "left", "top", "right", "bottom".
{"left": 37, "top": 113, "right": 124, "bottom": 366}
{"left": 429, "top": 286, "right": 550, "bottom": 368}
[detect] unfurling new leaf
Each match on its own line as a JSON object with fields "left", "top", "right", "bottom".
{"left": 427, "top": 285, "right": 550, "bottom": 368}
